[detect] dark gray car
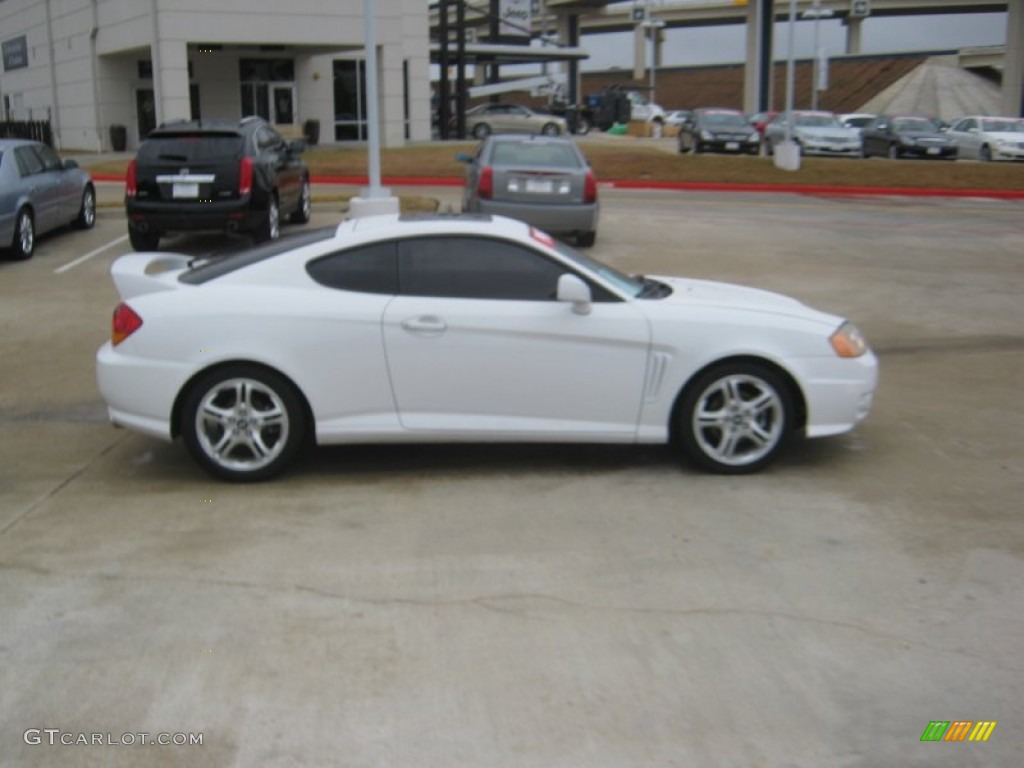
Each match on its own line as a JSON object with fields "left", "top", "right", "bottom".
{"left": 0, "top": 139, "right": 95, "bottom": 260}
{"left": 861, "top": 115, "right": 956, "bottom": 159}
{"left": 458, "top": 135, "right": 598, "bottom": 247}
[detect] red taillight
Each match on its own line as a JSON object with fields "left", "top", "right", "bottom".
{"left": 112, "top": 303, "right": 143, "bottom": 346}
{"left": 239, "top": 156, "right": 253, "bottom": 196}
{"left": 478, "top": 166, "right": 493, "bottom": 200}
{"left": 125, "top": 159, "right": 137, "bottom": 198}
{"left": 583, "top": 170, "right": 597, "bottom": 204}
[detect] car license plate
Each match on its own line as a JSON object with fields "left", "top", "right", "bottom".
{"left": 726, "top": 142, "right": 739, "bottom": 150}
{"left": 524, "top": 179, "right": 553, "bottom": 194}
{"left": 927, "top": 147, "right": 940, "bottom": 155}
{"left": 172, "top": 182, "right": 199, "bottom": 198}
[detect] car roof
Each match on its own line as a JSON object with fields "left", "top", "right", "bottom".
{"left": 339, "top": 213, "right": 529, "bottom": 241}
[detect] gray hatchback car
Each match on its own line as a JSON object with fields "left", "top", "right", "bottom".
{"left": 458, "top": 134, "right": 599, "bottom": 247}
{"left": 0, "top": 139, "right": 95, "bottom": 260}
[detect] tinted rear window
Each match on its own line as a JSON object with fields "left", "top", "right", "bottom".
{"left": 137, "top": 134, "right": 245, "bottom": 163}
{"left": 490, "top": 142, "right": 582, "bottom": 169}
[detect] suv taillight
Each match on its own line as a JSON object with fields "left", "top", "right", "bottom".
{"left": 112, "top": 303, "right": 143, "bottom": 346}
{"left": 583, "top": 170, "right": 597, "bottom": 204}
{"left": 478, "top": 166, "right": 493, "bottom": 200}
{"left": 126, "top": 159, "right": 137, "bottom": 198}
{"left": 239, "top": 156, "right": 253, "bottom": 196}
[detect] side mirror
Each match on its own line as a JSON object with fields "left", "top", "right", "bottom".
{"left": 557, "top": 274, "right": 592, "bottom": 315}
{"left": 455, "top": 152, "right": 473, "bottom": 164}
{"left": 63, "top": 159, "right": 79, "bottom": 170}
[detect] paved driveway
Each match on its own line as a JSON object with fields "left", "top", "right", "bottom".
{"left": 1, "top": 189, "right": 1022, "bottom": 766}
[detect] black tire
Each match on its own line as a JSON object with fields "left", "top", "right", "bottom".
{"left": 254, "top": 193, "right": 280, "bottom": 242}
{"left": 541, "top": 122, "right": 560, "bottom": 137}
{"left": 74, "top": 185, "right": 96, "bottom": 229}
{"left": 888, "top": 144, "right": 900, "bottom": 160}
{"left": 472, "top": 123, "right": 491, "bottom": 140}
{"left": 290, "top": 177, "right": 311, "bottom": 224}
{"left": 128, "top": 226, "right": 160, "bottom": 251}
{"left": 676, "top": 362, "right": 794, "bottom": 474}
{"left": 181, "top": 365, "right": 306, "bottom": 482}
{"left": 979, "top": 145, "right": 991, "bottom": 162}
{"left": 576, "top": 231, "right": 596, "bottom": 248}
{"left": 10, "top": 208, "right": 35, "bottom": 260}
{"left": 575, "top": 116, "right": 592, "bottom": 136}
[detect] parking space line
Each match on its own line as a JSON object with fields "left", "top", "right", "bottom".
{"left": 54, "top": 235, "right": 129, "bottom": 274}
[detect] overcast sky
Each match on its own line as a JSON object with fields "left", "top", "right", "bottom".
{"left": 577, "top": 12, "right": 1010, "bottom": 71}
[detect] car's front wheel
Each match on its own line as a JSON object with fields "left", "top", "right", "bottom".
{"left": 888, "top": 144, "right": 901, "bottom": 160}
{"left": 979, "top": 144, "right": 992, "bottom": 162}
{"left": 677, "top": 362, "right": 793, "bottom": 474}
{"left": 74, "top": 186, "right": 96, "bottom": 229}
{"left": 182, "top": 365, "right": 306, "bottom": 481}
{"left": 10, "top": 208, "right": 35, "bottom": 260}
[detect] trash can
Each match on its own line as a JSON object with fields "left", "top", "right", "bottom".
{"left": 109, "top": 124, "right": 127, "bottom": 152}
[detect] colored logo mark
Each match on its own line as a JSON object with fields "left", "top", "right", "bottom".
{"left": 921, "top": 720, "right": 997, "bottom": 742}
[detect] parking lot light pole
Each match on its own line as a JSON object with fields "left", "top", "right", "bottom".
{"left": 642, "top": 16, "right": 666, "bottom": 107}
{"left": 802, "top": 0, "right": 834, "bottom": 110}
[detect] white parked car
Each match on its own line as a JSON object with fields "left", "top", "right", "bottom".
{"left": 764, "top": 111, "right": 862, "bottom": 157}
{"left": 944, "top": 115, "right": 1024, "bottom": 162}
{"left": 96, "top": 215, "right": 877, "bottom": 481}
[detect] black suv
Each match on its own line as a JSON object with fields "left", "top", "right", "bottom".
{"left": 677, "top": 108, "right": 761, "bottom": 155}
{"left": 125, "top": 116, "right": 310, "bottom": 250}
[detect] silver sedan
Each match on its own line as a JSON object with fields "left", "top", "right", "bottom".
{"left": 458, "top": 134, "right": 598, "bottom": 247}
{"left": 0, "top": 139, "right": 95, "bottom": 260}
{"left": 463, "top": 104, "right": 568, "bottom": 140}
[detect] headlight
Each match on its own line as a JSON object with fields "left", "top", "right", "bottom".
{"left": 900, "top": 136, "right": 917, "bottom": 146}
{"left": 995, "top": 139, "right": 1010, "bottom": 148}
{"left": 830, "top": 322, "right": 869, "bottom": 358}
{"left": 748, "top": 132, "right": 760, "bottom": 142}
{"left": 701, "top": 130, "right": 713, "bottom": 141}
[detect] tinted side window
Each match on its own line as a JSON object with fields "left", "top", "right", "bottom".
{"left": 399, "top": 237, "right": 566, "bottom": 301}
{"left": 14, "top": 146, "right": 44, "bottom": 177}
{"left": 307, "top": 242, "right": 398, "bottom": 294}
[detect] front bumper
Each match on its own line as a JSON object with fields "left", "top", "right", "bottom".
{"left": 793, "top": 350, "right": 879, "bottom": 439}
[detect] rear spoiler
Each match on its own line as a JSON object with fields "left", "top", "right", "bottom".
{"left": 110, "top": 252, "right": 192, "bottom": 300}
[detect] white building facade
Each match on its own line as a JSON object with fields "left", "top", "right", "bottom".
{"left": 0, "top": 0, "right": 431, "bottom": 150}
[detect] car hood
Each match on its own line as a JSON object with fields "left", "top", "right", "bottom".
{"left": 981, "top": 130, "right": 1024, "bottom": 142}
{"left": 794, "top": 126, "right": 858, "bottom": 139}
{"left": 650, "top": 276, "right": 841, "bottom": 326}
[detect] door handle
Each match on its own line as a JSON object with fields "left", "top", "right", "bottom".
{"left": 400, "top": 316, "right": 447, "bottom": 335}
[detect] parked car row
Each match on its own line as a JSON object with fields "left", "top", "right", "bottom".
{"left": 669, "top": 107, "right": 1024, "bottom": 163}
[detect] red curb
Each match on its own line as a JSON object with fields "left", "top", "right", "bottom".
{"left": 90, "top": 172, "right": 1024, "bottom": 200}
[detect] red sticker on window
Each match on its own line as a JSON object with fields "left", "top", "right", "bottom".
{"left": 530, "top": 227, "right": 554, "bottom": 248}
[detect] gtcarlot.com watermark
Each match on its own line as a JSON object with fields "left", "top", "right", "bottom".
{"left": 24, "top": 729, "right": 202, "bottom": 747}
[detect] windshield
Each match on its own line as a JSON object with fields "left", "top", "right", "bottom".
{"left": 794, "top": 114, "right": 841, "bottom": 128}
{"left": 893, "top": 117, "right": 938, "bottom": 133}
{"left": 702, "top": 112, "right": 749, "bottom": 128}
{"left": 981, "top": 118, "right": 1024, "bottom": 132}
{"left": 549, "top": 239, "right": 643, "bottom": 298}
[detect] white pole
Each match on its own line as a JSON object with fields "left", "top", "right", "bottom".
{"left": 812, "top": 0, "right": 821, "bottom": 110}
{"left": 784, "top": 0, "right": 796, "bottom": 143}
{"left": 363, "top": 0, "right": 383, "bottom": 198}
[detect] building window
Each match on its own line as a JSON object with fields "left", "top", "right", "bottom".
{"left": 333, "top": 59, "right": 366, "bottom": 141}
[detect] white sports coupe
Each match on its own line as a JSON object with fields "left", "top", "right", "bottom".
{"left": 96, "top": 214, "right": 877, "bottom": 481}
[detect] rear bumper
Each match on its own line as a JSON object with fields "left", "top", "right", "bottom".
{"left": 126, "top": 198, "right": 263, "bottom": 234}
{"left": 96, "top": 341, "right": 191, "bottom": 441}
{"left": 472, "top": 199, "right": 599, "bottom": 235}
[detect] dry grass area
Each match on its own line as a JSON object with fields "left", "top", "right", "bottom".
{"left": 85, "top": 140, "right": 1024, "bottom": 191}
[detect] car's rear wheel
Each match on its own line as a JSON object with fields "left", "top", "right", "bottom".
{"left": 472, "top": 123, "right": 491, "bottom": 139}
{"left": 255, "top": 193, "right": 280, "bottom": 242}
{"left": 576, "top": 231, "right": 596, "bottom": 248}
{"left": 182, "top": 365, "right": 306, "bottom": 482}
{"left": 74, "top": 186, "right": 96, "bottom": 229}
{"left": 677, "top": 362, "right": 793, "bottom": 474}
{"left": 128, "top": 226, "right": 160, "bottom": 251}
{"left": 290, "top": 177, "right": 311, "bottom": 224}
{"left": 10, "top": 208, "right": 35, "bottom": 260}
{"left": 541, "top": 122, "right": 560, "bottom": 136}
